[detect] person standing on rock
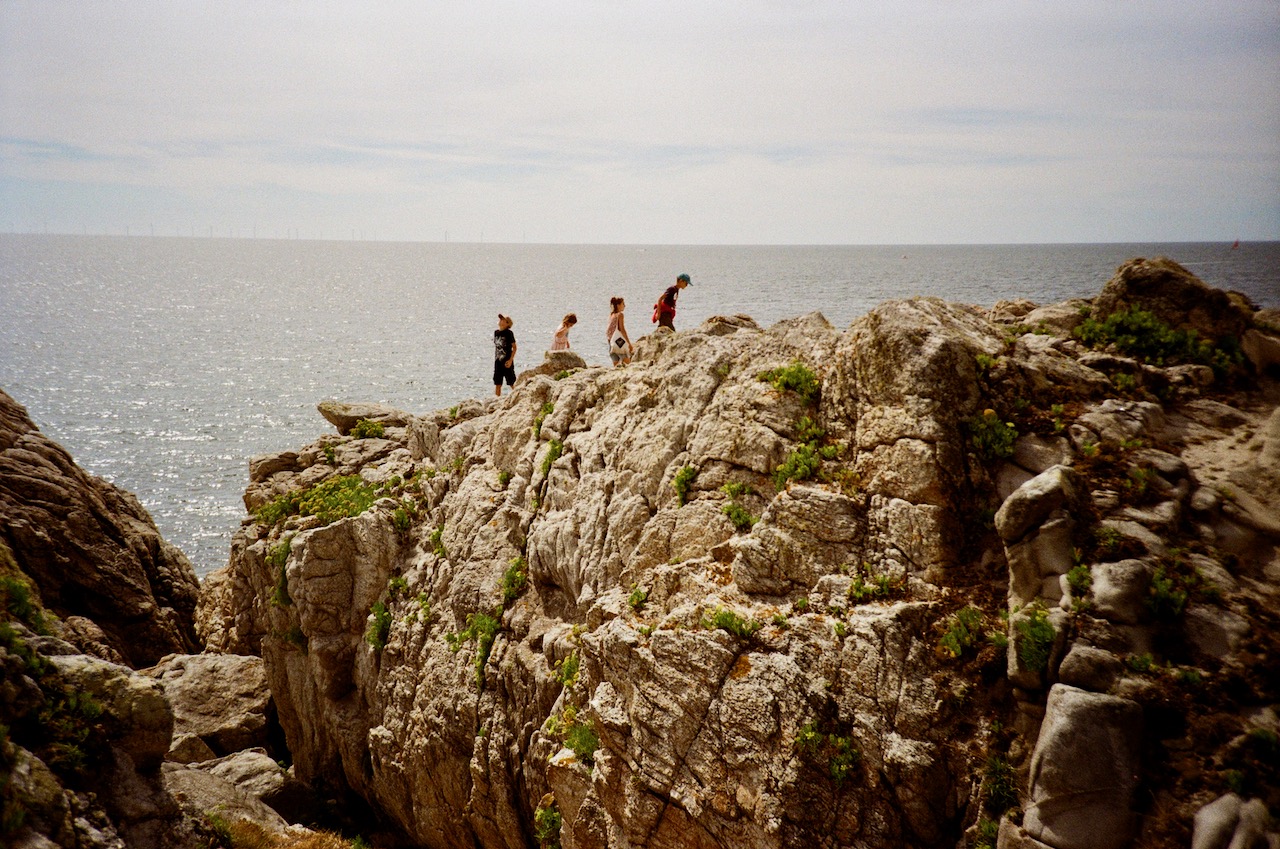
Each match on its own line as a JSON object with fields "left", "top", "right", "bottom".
{"left": 652, "top": 273, "right": 690, "bottom": 332}
{"left": 550, "top": 313, "right": 577, "bottom": 351}
{"left": 493, "top": 314, "right": 517, "bottom": 397}
{"left": 607, "top": 297, "right": 633, "bottom": 366}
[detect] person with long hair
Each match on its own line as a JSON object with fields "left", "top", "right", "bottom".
{"left": 607, "top": 297, "right": 632, "bottom": 366}
{"left": 551, "top": 312, "right": 577, "bottom": 351}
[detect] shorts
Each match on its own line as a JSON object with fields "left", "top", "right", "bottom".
{"left": 657, "top": 314, "right": 675, "bottom": 331}
{"left": 493, "top": 360, "right": 516, "bottom": 387}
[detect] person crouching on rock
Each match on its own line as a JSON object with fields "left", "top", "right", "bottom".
{"left": 652, "top": 273, "right": 690, "bottom": 332}
{"left": 494, "top": 313, "right": 517, "bottom": 396}
{"left": 551, "top": 312, "right": 577, "bottom": 351}
{"left": 607, "top": 297, "right": 633, "bottom": 366}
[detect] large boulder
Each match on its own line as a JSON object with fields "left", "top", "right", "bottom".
{"left": 1091, "top": 257, "right": 1253, "bottom": 345}
{"left": 0, "top": 389, "right": 202, "bottom": 667}
{"left": 316, "top": 400, "right": 416, "bottom": 434}
{"left": 1024, "top": 685, "right": 1144, "bottom": 849}
{"left": 48, "top": 654, "right": 174, "bottom": 771}
{"left": 147, "top": 653, "right": 273, "bottom": 758}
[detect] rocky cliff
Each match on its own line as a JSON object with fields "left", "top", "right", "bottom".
{"left": 197, "top": 257, "right": 1280, "bottom": 849}
{"left": 0, "top": 389, "right": 202, "bottom": 667}
{"left": 0, "top": 391, "right": 341, "bottom": 848}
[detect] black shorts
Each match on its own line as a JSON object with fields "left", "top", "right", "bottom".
{"left": 494, "top": 360, "right": 516, "bottom": 387}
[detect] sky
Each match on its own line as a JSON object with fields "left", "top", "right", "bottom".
{"left": 1, "top": 1, "right": 1278, "bottom": 245}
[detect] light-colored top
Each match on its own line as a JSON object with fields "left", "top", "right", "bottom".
{"left": 606, "top": 312, "right": 623, "bottom": 340}
{"left": 551, "top": 325, "right": 571, "bottom": 351}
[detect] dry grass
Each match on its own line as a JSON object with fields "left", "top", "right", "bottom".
{"left": 228, "top": 821, "right": 359, "bottom": 849}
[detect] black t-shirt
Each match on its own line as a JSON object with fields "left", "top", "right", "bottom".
{"left": 660, "top": 285, "right": 680, "bottom": 309}
{"left": 494, "top": 328, "right": 515, "bottom": 362}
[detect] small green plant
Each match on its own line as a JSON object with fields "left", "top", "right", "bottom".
{"left": 974, "top": 817, "right": 1000, "bottom": 849}
{"left": 393, "top": 506, "right": 412, "bottom": 534}
{"left": 430, "top": 526, "right": 447, "bottom": 558}
{"left": 628, "top": 584, "right": 649, "bottom": 612}
{"left": 772, "top": 613, "right": 790, "bottom": 629}
{"left": 1, "top": 575, "right": 48, "bottom": 634}
{"left": 446, "top": 610, "right": 502, "bottom": 688}
{"left": 795, "top": 415, "right": 825, "bottom": 443}
{"left": 366, "top": 601, "right": 392, "bottom": 651}
{"left": 534, "top": 801, "right": 563, "bottom": 849}
{"left": 554, "top": 369, "right": 579, "bottom": 380}
{"left": 554, "top": 651, "right": 580, "bottom": 687}
{"left": 541, "top": 439, "right": 564, "bottom": 478}
{"left": 1175, "top": 667, "right": 1204, "bottom": 687}
{"left": 759, "top": 361, "right": 820, "bottom": 406}
{"left": 35, "top": 686, "right": 106, "bottom": 778}
{"left": 1147, "top": 564, "right": 1189, "bottom": 620}
{"left": 833, "top": 620, "right": 847, "bottom": 638}
{"left": 1126, "top": 653, "right": 1155, "bottom": 674}
{"left": 794, "top": 596, "right": 809, "bottom": 612}
{"left": 448, "top": 405, "right": 460, "bottom": 418}
{"left": 965, "top": 410, "right": 1017, "bottom": 461}
{"left": 502, "top": 556, "right": 528, "bottom": 605}
{"left": 498, "top": 470, "right": 512, "bottom": 488}
{"left": 983, "top": 754, "right": 1018, "bottom": 816}
{"left": 323, "top": 445, "right": 337, "bottom": 464}
{"left": 1097, "top": 524, "right": 1123, "bottom": 549}
{"left": 795, "top": 722, "right": 860, "bottom": 785}
{"left": 1050, "top": 403, "right": 1066, "bottom": 434}
{"left": 720, "top": 481, "right": 751, "bottom": 499}
{"left": 847, "top": 564, "right": 901, "bottom": 604}
{"left": 1014, "top": 605, "right": 1055, "bottom": 673}
{"left": 564, "top": 721, "right": 599, "bottom": 767}
{"left": 975, "top": 352, "right": 999, "bottom": 373}
{"left": 774, "top": 443, "right": 822, "bottom": 490}
{"left": 206, "top": 813, "right": 234, "bottom": 847}
{"left": 268, "top": 536, "right": 294, "bottom": 607}
{"left": 673, "top": 464, "right": 698, "bottom": 506}
{"left": 939, "top": 605, "right": 985, "bottom": 659}
{"left": 1066, "top": 563, "right": 1092, "bottom": 609}
{"left": 411, "top": 592, "right": 432, "bottom": 623}
{"left": 722, "top": 500, "right": 759, "bottom": 532}
{"left": 351, "top": 418, "right": 386, "bottom": 439}
{"left": 702, "top": 606, "right": 762, "bottom": 639}
{"left": 1112, "top": 372, "right": 1137, "bottom": 392}
{"left": 533, "top": 402, "right": 554, "bottom": 439}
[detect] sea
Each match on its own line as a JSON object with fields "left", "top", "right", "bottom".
{"left": 2, "top": 235, "right": 1277, "bottom": 579}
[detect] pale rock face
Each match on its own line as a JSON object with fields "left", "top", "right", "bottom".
{"left": 191, "top": 284, "right": 1280, "bottom": 849}
{"left": 1025, "top": 685, "right": 1144, "bottom": 849}
{"left": 146, "top": 653, "right": 272, "bottom": 758}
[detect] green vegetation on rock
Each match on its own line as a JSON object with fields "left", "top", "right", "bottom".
{"left": 758, "top": 361, "right": 820, "bottom": 406}
{"left": 1074, "top": 305, "right": 1242, "bottom": 373}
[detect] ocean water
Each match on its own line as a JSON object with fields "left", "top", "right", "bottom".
{"left": 2, "top": 235, "right": 1276, "bottom": 578}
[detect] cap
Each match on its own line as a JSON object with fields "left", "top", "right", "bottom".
{"left": 677, "top": 273, "right": 691, "bottom": 284}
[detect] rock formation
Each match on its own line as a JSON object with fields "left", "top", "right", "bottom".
{"left": 0, "top": 388, "right": 202, "bottom": 667}
{"left": 196, "top": 258, "right": 1280, "bottom": 849}
{"left": 0, "top": 391, "right": 329, "bottom": 848}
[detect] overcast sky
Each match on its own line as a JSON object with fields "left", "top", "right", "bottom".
{"left": 2, "top": 1, "right": 1277, "bottom": 244}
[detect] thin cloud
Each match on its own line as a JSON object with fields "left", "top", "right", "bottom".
{"left": 0, "top": 0, "right": 1276, "bottom": 242}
